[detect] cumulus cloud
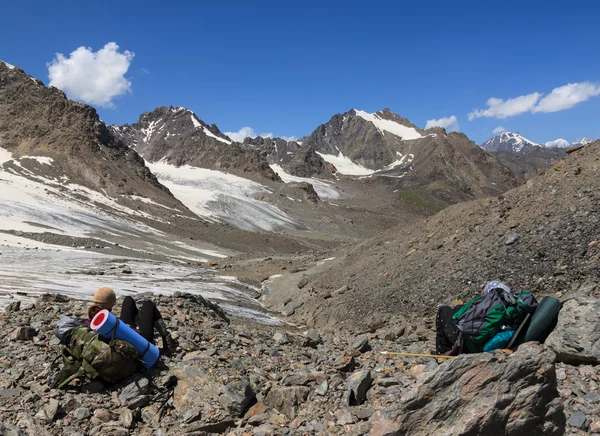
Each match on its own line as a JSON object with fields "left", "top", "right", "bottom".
{"left": 425, "top": 115, "right": 459, "bottom": 131}
{"left": 224, "top": 127, "right": 296, "bottom": 143}
{"left": 468, "top": 81, "right": 600, "bottom": 120}
{"left": 492, "top": 126, "right": 506, "bottom": 134}
{"left": 533, "top": 82, "right": 600, "bottom": 113}
{"left": 468, "top": 93, "right": 541, "bottom": 120}
{"left": 47, "top": 42, "right": 134, "bottom": 108}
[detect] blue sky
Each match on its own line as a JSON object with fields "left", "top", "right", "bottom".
{"left": 1, "top": 0, "right": 599, "bottom": 144}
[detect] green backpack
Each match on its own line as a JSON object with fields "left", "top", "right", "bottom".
{"left": 453, "top": 289, "right": 538, "bottom": 353}
{"left": 53, "top": 323, "right": 141, "bottom": 389}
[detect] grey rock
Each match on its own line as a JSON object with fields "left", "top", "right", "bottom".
{"left": 569, "top": 411, "right": 588, "bottom": 429}
{"left": 505, "top": 233, "right": 520, "bottom": 245}
{"left": 122, "top": 265, "right": 132, "bottom": 274}
{"left": 119, "top": 409, "right": 134, "bottom": 428}
{"left": 187, "top": 418, "right": 235, "bottom": 434}
{"left": 334, "top": 354, "right": 357, "bottom": 373}
{"left": 584, "top": 393, "right": 600, "bottom": 405}
{"left": 297, "top": 277, "right": 308, "bottom": 289}
{"left": 335, "top": 409, "right": 354, "bottom": 425}
{"left": 273, "top": 332, "right": 290, "bottom": 345}
{"left": 0, "top": 422, "right": 26, "bottom": 436}
{"left": 281, "top": 371, "right": 316, "bottom": 386}
{"left": 394, "top": 343, "right": 565, "bottom": 435}
{"left": 303, "top": 329, "right": 322, "bottom": 347}
{"left": 315, "top": 379, "right": 328, "bottom": 396}
{"left": 353, "top": 335, "right": 370, "bottom": 353}
{"left": 346, "top": 370, "right": 372, "bottom": 406}
{"left": 265, "top": 386, "right": 310, "bottom": 419}
{"left": 219, "top": 378, "right": 255, "bottom": 417}
{"left": 182, "top": 407, "right": 202, "bottom": 424}
{"left": 73, "top": 408, "right": 91, "bottom": 420}
{"left": 4, "top": 301, "right": 20, "bottom": 315}
{"left": 546, "top": 295, "right": 600, "bottom": 364}
{"left": 118, "top": 375, "right": 150, "bottom": 405}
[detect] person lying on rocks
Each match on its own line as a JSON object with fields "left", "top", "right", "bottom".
{"left": 435, "top": 281, "right": 535, "bottom": 356}
{"left": 85, "top": 287, "right": 178, "bottom": 356}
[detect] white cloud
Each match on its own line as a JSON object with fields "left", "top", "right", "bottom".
{"left": 47, "top": 42, "right": 134, "bottom": 108}
{"left": 224, "top": 127, "right": 296, "bottom": 143}
{"left": 492, "top": 126, "right": 506, "bottom": 134}
{"left": 469, "top": 81, "right": 600, "bottom": 120}
{"left": 468, "top": 93, "right": 541, "bottom": 120}
{"left": 533, "top": 82, "right": 600, "bottom": 113}
{"left": 425, "top": 115, "right": 459, "bottom": 131}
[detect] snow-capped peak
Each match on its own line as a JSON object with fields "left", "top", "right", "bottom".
{"left": 354, "top": 109, "right": 422, "bottom": 140}
{"left": 545, "top": 138, "right": 570, "bottom": 148}
{"left": 480, "top": 132, "right": 540, "bottom": 153}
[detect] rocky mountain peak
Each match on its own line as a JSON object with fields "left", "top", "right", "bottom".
{"left": 110, "top": 107, "right": 279, "bottom": 181}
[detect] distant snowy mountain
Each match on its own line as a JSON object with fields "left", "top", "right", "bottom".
{"left": 545, "top": 138, "right": 570, "bottom": 148}
{"left": 571, "top": 138, "right": 592, "bottom": 147}
{"left": 480, "top": 132, "right": 541, "bottom": 153}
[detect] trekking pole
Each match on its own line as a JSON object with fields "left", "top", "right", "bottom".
{"left": 381, "top": 351, "right": 455, "bottom": 359}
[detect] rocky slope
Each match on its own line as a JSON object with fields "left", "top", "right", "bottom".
{"left": 261, "top": 141, "right": 600, "bottom": 332}
{"left": 0, "top": 62, "right": 191, "bottom": 219}
{"left": 495, "top": 146, "right": 566, "bottom": 182}
{"left": 110, "top": 107, "right": 279, "bottom": 182}
{"left": 3, "top": 291, "right": 600, "bottom": 435}
{"left": 243, "top": 136, "right": 333, "bottom": 179}
{"left": 0, "top": 288, "right": 600, "bottom": 436}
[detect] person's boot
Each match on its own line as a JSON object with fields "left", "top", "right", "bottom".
{"left": 154, "top": 319, "right": 178, "bottom": 356}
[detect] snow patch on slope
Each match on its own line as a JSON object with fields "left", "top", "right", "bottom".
{"left": 0, "top": 60, "right": 16, "bottom": 70}
{"left": 146, "top": 161, "right": 297, "bottom": 232}
{"left": 190, "top": 114, "right": 232, "bottom": 145}
{"left": 270, "top": 164, "right": 340, "bottom": 199}
{"left": 316, "top": 151, "right": 375, "bottom": 176}
{"left": 354, "top": 110, "right": 422, "bottom": 140}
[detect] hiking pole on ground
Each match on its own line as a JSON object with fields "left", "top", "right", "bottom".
{"left": 381, "top": 351, "right": 455, "bottom": 359}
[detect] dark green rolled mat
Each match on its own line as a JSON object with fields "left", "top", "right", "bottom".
{"left": 524, "top": 296, "right": 561, "bottom": 343}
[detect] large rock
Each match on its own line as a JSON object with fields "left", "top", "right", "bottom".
{"left": 265, "top": 386, "right": 310, "bottom": 419}
{"left": 346, "top": 370, "right": 372, "bottom": 406}
{"left": 546, "top": 295, "right": 600, "bottom": 364}
{"left": 382, "top": 343, "right": 565, "bottom": 435}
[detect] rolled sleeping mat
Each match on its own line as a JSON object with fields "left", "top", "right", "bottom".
{"left": 91, "top": 309, "right": 160, "bottom": 368}
{"left": 523, "top": 296, "right": 561, "bottom": 344}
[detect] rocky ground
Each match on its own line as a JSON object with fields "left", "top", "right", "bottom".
{"left": 0, "top": 292, "right": 599, "bottom": 435}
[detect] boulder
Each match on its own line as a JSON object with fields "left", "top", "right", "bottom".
{"left": 218, "top": 378, "right": 255, "bottom": 417}
{"left": 390, "top": 343, "right": 565, "bottom": 435}
{"left": 10, "top": 326, "right": 36, "bottom": 341}
{"left": 546, "top": 295, "right": 600, "bottom": 364}
{"left": 346, "top": 370, "right": 372, "bottom": 406}
{"left": 265, "top": 386, "right": 310, "bottom": 419}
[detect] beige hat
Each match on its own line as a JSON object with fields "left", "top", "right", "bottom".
{"left": 93, "top": 287, "right": 117, "bottom": 309}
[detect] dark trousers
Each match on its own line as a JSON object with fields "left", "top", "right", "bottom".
{"left": 120, "top": 296, "right": 162, "bottom": 343}
{"left": 436, "top": 305, "right": 462, "bottom": 354}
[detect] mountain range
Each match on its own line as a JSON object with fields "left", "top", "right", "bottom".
{"left": 0, "top": 60, "right": 584, "bottom": 244}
